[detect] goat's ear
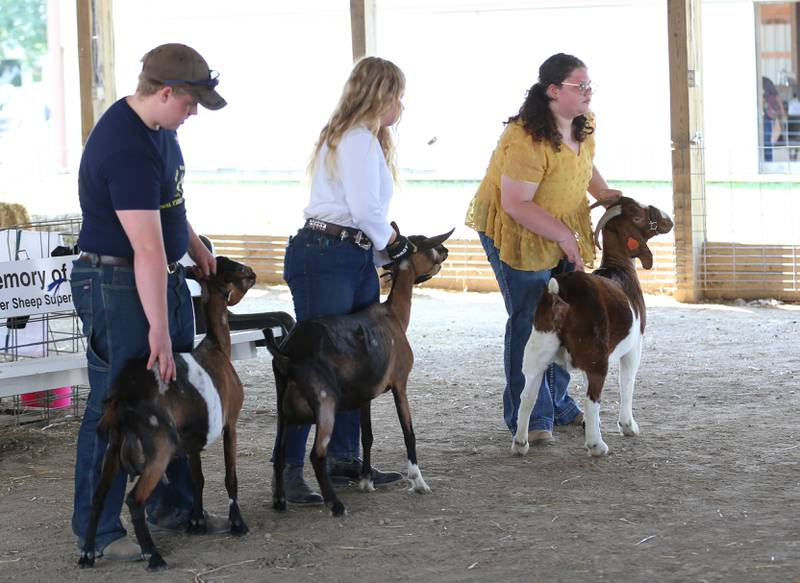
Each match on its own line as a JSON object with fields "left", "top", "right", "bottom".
{"left": 185, "top": 265, "right": 201, "bottom": 281}
{"left": 418, "top": 228, "right": 455, "bottom": 251}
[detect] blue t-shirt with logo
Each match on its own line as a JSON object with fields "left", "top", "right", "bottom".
{"left": 77, "top": 98, "right": 189, "bottom": 263}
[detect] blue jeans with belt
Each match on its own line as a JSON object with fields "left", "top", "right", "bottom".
{"left": 70, "top": 260, "right": 196, "bottom": 551}
{"left": 479, "top": 232, "right": 581, "bottom": 433}
{"left": 275, "top": 228, "right": 380, "bottom": 466}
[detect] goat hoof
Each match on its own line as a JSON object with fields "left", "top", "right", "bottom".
{"left": 146, "top": 553, "right": 168, "bottom": 572}
{"left": 273, "top": 496, "right": 287, "bottom": 512}
{"left": 586, "top": 440, "right": 609, "bottom": 457}
{"left": 618, "top": 420, "right": 640, "bottom": 436}
{"left": 358, "top": 478, "right": 375, "bottom": 492}
{"left": 331, "top": 501, "right": 346, "bottom": 517}
{"left": 511, "top": 439, "right": 529, "bottom": 456}
{"left": 230, "top": 520, "right": 249, "bottom": 537}
{"left": 186, "top": 519, "right": 207, "bottom": 535}
{"left": 78, "top": 552, "right": 95, "bottom": 568}
{"left": 412, "top": 480, "right": 431, "bottom": 494}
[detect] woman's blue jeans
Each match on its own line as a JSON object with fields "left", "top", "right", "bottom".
{"left": 70, "top": 261, "right": 196, "bottom": 551}
{"left": 479, "top": 232, "right": 581, "bottom": 433}
{"left": 275, "top": 228, "right": 380, "bottom": 466}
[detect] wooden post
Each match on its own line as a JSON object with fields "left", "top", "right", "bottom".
{"left": 76, "top": 0, "right": 93, "bottom": 145}
{"left": 76, "top": 0, "right": 116, "bottom": 146}
{"left": 350, "top": 0, "right": 376, "bottom": 61}
{"left": 667, "top": 0, "right": 706, "bottom": 303}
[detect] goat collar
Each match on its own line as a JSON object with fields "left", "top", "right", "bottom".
{"left": 206, "top": 279, "right": 232, "bottom": 302}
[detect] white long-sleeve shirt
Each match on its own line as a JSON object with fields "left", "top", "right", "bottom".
{"left": 303, "top": 126, "right": 395, "bottom": 251}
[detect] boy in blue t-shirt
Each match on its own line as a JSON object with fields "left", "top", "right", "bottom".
{"left": 70, "top": 43, "right": 227, "bottom": 560}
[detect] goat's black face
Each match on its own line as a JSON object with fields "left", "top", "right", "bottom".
{"left": 407, "top": 228, "right": 454, "bottom": 284}
{"left": 214, "top": 256, "right": 257, "bottom": 305}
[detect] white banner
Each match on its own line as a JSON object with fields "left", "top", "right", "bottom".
{"left": 0, "top": 255, "right": 79, "bottom": 318}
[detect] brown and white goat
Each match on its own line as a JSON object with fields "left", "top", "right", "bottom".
{"left": 511, "top": 197, "right": 673, "bottom": 457}
{"left": 78, "top": 256, "right": 256, "bottom": 571}
{"left": 264, "top": 228, "right": 453, "bottom": 516}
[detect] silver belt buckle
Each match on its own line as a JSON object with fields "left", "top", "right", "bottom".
{"left": 308, "top": 218, "right": 326, "bottom": 232}
{"left": 354, "top": 231, "right": 371, "bottom": 250}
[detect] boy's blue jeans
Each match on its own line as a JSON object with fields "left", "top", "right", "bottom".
{"left": 70, "top": 261, "right": 196, "bottom": 551}
{"left": 275, "top": 228, "right": 380, "bottom": 466}
{"left": 479, "top": 233, "right": 581, "bottom": 433}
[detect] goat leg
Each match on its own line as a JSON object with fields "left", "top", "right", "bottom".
{"left": 584, "top": 370, "right": 609, "bottom": 457}
{"left": 309, "top": 403, "right": 345, "bottom": 516}
{"left": 272, "top": 413, "right": 287, "bottom": 511}
{"left": 78, "top": 440, "right": 123, "bottom": 568}
{"left": 186, "top": 452, "right": 207, "bottom": 534}
{"left": 513, "top": 329, "right": 560, "bottom": 456}
{"left": 618, "top": 342, "right": 642, "bottom": 437}
{"left": 358, "top": 402, "right": 375, "bottom": 492}
{"left": 223, "top": 425, "right": 249, "bottom": 535}
{"left": 391, "top": 384, "right": 430, "bottom": 494}
{"left": 125, "top": 470, "right": 168, "bottom": 571}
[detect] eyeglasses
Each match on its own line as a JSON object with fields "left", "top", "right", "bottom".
{"left": 561, "top": 81, "right": 594, "bottom": 96}
{"left": 162, "top": 70, "right": 220, "bottom": 89}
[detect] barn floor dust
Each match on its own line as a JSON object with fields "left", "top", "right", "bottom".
{"left": 1, "top": 286, "right": 798, "bottom": 583}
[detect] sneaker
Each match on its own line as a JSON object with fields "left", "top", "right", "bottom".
{"left": 327, "top": 457, "right": 403, "bottom": 487}
{"left": 147, "top": 509, "right": 230, "bottom": 534}
{"left": 528, "top": 430, "right": 555, "bottom": 445}
{"left": 97, "top": 537, "right": 142, "bottom": 562}
{"left": 272, "top": 464, "right": 324, "bottom": 506}
{"left": 570, "top": 412, "right": 585, "bottom": 427}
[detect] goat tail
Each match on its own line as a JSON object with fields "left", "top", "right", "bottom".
{"left": 547, "top": 277, "right": 560, "bottom": 296}
{"left": 263, "top": 327, "right": 290, "bottom": 374}
{"left": 100, "top": 395, "right": 178, "bottom": 477}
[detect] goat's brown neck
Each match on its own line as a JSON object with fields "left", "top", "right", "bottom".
{"left": 596, "top": 230, "right": 646, "bottom": 328}
{"left": 598, "top": 231, "right": 639, "bottom": 276}
{"left": 385, "top": 263, "right": 415, "bottom": 330}
{"left": 202, "top": 289, "right": 232, "bottom": 357}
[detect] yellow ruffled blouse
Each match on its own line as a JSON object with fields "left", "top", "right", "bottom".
{"left": 465, "top": 114, "right": 597, "bottom": 271}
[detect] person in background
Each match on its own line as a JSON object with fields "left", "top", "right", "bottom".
{"left": 763, "top": 76, "right": 787, "bottom": 162}
{"left": 70, "top": 43, "right": 227, "bottom": 560}
{"left": 272, "top": 56, "right": 411, "bottom": 504}
{"left": 465, "top": 53, "right": 620, "bottom": 447}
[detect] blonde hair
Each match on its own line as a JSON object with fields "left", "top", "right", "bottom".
{"left": 308, "top": 57, "right": 405, "bottom": 182}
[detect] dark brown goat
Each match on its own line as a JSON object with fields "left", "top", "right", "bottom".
{"left": 264, "top": 228, "right": 453, "bottom": 516}
{"left": 78, "top": 256, "right": 256, "bottom": 571}
{"left": 511, "top": 197, "right": 673, "bottom": 457}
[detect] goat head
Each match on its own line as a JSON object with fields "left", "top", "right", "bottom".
{"left": 404, "top": 227, "right": 455, "bottom": 283}
{"left": 594, "top": 197, "right": 674, "bottom": 269}
{"left": 188, "top": 256, "right": 257, "bottom": 306}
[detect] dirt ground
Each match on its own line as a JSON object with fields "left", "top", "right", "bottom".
{"left": 1, "top": 285, "right": 798, "bottom": 583}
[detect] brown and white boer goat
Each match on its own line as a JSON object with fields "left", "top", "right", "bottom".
{"left": 511, "top": 196, "right": 673, "bottom": 457}
{"left": 264, "top": 227, "right": 453, "bottom": 517}
{"left": 78, "top": 256, "right": 256, "bottom": 571}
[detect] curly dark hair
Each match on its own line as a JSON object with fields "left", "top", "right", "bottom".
{"left": 506, "top": 53, "right": 594, "bottom": 151}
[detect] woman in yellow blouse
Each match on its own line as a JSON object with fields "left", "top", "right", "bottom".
{"left": 465, "top": 53, "right": 620, "bottom": 445}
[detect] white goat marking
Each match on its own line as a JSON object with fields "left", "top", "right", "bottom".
{"left": 180, "top": 353, "right": 223, "bottom": 447}
{"left": 149, "top": 415, "right": 159, "bottom": 427}
{"left": 151, "top": 365, "right": 170, "bottom": 395}
{"left": 406, "top": 460, "right": 431, "bottom": 493}
{"left": 512, "top": 330, "right": 561, "bottom": 453}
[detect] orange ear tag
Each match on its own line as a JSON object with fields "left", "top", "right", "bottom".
{"left": 626, "top": 237, "right": 640, "bottom": 251}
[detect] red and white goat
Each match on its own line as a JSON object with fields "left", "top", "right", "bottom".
{"left": 511, "top": 196, "right": 673, "bottom": 457}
